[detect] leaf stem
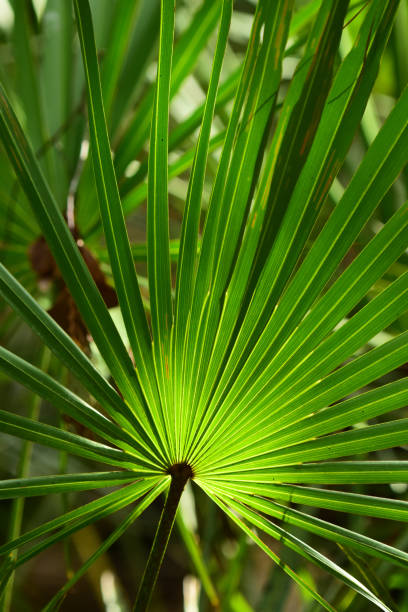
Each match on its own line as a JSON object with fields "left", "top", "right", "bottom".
{"left": 133, "top": 463, "right": 192, "bottom": 611}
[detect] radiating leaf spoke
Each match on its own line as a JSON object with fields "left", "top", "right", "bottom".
{"left": 0, "top": 409, "right": 148, "bottom": 470}
{"left": 0, "top": 85, "right": 159, "bottom": 450}
{"left": 201, "top": 484, "right": 396, "bottom": 612}
{"left": 42, "top": 479, "right": 169, "bottom": 611}
{"left": 73, "top": 0, "right": 167, "bottom": 462}
{"left": 147, "top": 0, "right": 176, "bottom": 458}
{"left": 0, "top": 471, "right": 141, "bottom": 499}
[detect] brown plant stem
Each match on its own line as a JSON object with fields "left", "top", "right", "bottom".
{"left": 133, "top": 463, "right": 193, "bottom": 611}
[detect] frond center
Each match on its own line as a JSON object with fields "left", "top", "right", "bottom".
{"left": 167, "top": 461, "right": 194, "bottom": 481}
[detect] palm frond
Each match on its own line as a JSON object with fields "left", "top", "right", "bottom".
{"left": 0, "top": 0, "right": 407, "bottom": 609}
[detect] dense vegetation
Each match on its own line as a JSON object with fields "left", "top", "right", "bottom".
{"left": 0, "top": 0, "right": 407, "bottom": 610}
